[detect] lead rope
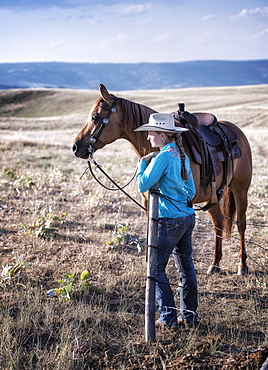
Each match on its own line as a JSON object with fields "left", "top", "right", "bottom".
{"left": 80, "top": 155, "right": 146, "bottom": 211}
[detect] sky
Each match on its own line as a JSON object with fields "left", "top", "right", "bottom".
{"left": 0, "top": 0, "right": 267, "bottom": 64}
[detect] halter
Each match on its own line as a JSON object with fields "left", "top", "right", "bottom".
{"left": 88, "top": 96, "right": 119, "bottom": 155}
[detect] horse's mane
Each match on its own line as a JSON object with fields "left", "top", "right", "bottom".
{"left": 94, "top": 94, "right": 156, "bottom": 155}
{"left": 95, "top": 94, "right": 155, "bottom": 129}
{"left": 116, "top": 97, "right": 156, "bottom": 155}
{"left": 119, "top": 97, "right": 156, "bottom": 130}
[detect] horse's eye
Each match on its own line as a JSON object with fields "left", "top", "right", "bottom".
{"left": 92, "top": 113, "right": 98, "bottom": 122}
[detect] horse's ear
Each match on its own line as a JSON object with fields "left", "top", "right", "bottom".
{"left": 99, "top": 84, "right": 113, "bottom": 103}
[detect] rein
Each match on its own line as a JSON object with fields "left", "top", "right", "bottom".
{"left": 80, "top": 158, "right": 138, "bottom": 191}
{"left": 81, "top": 156, "right": 146, "bottom": 211}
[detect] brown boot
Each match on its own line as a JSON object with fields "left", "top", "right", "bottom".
{"left": 155, "top": 319, "right": 178, "bottom": 329}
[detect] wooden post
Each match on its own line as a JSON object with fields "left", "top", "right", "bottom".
{"left": 145, "top": 183, "right": 159, "bottom": 343}
{"left": 260, "top": 357, "right": 268, "bottom": 370}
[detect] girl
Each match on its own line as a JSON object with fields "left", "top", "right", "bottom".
{"left": 135, "top": 113, "right": 198, "bottom": 328}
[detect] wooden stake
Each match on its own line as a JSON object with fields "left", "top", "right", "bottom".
{"left": 145, "top": 183, "right": 159, "bottom": 343}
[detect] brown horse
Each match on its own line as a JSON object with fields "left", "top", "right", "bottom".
{"left": 73, "top": 84, "right": 252, "bottom": 275}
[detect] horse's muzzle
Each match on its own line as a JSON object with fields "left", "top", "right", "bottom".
{"left": 72, "top": 143, "right": 91, "bottom": 159}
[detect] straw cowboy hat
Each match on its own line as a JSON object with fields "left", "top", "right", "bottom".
{"left": 134, "top": 113, "right": 188, "bottom": 133}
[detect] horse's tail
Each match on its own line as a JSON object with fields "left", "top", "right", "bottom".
{"left": 221, "top": 186, "right": 236, "bottom": 239}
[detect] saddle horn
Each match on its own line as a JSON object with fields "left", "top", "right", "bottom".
{"left": 178, "top": 103, "right": 185, "bottom": 112}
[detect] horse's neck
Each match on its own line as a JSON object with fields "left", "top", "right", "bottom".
{"left": 119, "top": 99, "right": 156, "bottom": 157}
{"left": 129, "top": 139, "right": 153, "bottom": 158}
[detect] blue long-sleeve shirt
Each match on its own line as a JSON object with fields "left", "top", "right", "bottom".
{"left": 136, "top": 143, "right": 196, "bottom": 218}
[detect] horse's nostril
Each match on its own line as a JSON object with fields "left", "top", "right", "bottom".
{"left": 72, "top": 144, "right": 77, "bottom": 153}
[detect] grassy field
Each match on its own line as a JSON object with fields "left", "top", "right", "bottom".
{"left": 0, "top": 84, "right": 268, "bottom": 369}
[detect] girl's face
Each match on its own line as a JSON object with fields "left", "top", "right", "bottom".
{"left": 147, "top": 131, "right": 167, "bottom": 149}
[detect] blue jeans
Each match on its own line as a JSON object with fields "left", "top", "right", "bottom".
{"left": 156, "top": 214, "right": 198, "bottom": 326}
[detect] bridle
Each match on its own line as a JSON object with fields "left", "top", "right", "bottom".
{"left": 87, "top": 96, "right": 119, "bottom": 156}
{"left": 81, "top": 95, "right": 139, "bottom": 195}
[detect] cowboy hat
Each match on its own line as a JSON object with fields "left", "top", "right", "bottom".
{"left": 134, "top": 113, "right": 188, "bottom": 133}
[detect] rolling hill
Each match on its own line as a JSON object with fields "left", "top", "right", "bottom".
{"left": 0, "top": 59, "right": 268, "bottom": 91}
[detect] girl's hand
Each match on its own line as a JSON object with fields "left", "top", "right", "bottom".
{"left": 140, "top": 152, "right": 159, "bottom": 162}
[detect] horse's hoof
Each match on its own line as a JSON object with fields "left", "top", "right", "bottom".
{"left": 207, "top": 265, "right": 221, "bottom": 274}
{"left": 237, "top": 266, "right": 249, "bottom": 275}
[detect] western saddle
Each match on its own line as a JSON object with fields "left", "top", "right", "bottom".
{"left": 174, "top": 103, "right": 242, "bottom": 210}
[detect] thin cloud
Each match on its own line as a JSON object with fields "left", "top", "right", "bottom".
{"left": 0, "top": 0, "right": 120, "bottom": 10}
{"left": 0, "top": 0, "right": 156, "bottom": 11}
{"left": 188, "top": 32, "right": 215, "bottom": 46}
{"left": 77, "top": 14, "right": 94, "bottom": 19}
{"left": 230, "top": 7, "right": 268, "bottom": 20}
{"left": 47, "top": 15, "right": 72, "bottom": 21}
{"left": 116, "top": 3, "right": 153, "bottom": 15}
{"left": 251, "top": 27, "right": 268, "bottom": 39}
{"left": 201, "top": 14, "right": 217, "bottom": 21}
{"left": 50, "top": 40, "right": 65, "bottom": 48}
{"left": 117, "top": 33, "right": 127, "bottom": 43}
{"left": 99, "top": 33, "right": 132, "bottom": 48}
{"left": 47, "top": 16, "right": 58, "bottom": 21}
{"left": 152, "top": 32, "right": 173, "bottom": 43}
{"left": 99, "top": 37, "right": 109, "bottom": 48}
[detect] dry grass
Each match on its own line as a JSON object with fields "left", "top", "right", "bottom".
{"left": 0, "top": 85, "right": 268, "bottom": 369}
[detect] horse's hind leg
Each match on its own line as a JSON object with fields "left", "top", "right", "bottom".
{"left": 206, "top": 203, "right": 224, "bottom": 274}
{"left": 230, "top": 187, "right": 249, "bottom": 275}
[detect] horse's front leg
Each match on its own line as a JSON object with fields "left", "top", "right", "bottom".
{"left": 206, "top": 204, "right": 223, "bottom": 274}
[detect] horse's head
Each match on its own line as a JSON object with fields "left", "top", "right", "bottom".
{"left": 72, "top": 84, "right": 122, "bottom": 159}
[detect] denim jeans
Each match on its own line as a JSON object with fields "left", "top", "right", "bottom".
{"left": 156, "top": 214, "right": 197, "bottom": 326}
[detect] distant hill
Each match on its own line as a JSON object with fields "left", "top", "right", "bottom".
{"left": 0, "top": 60, "right": 268, "bottom": 91}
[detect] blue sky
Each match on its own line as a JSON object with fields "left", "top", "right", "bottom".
{"left": 0, "top": 0, "right": 267, "bottom": 63}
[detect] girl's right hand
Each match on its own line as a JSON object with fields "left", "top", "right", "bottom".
{"left": 140, "top": 152, "right": 159, "bottom": 162}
